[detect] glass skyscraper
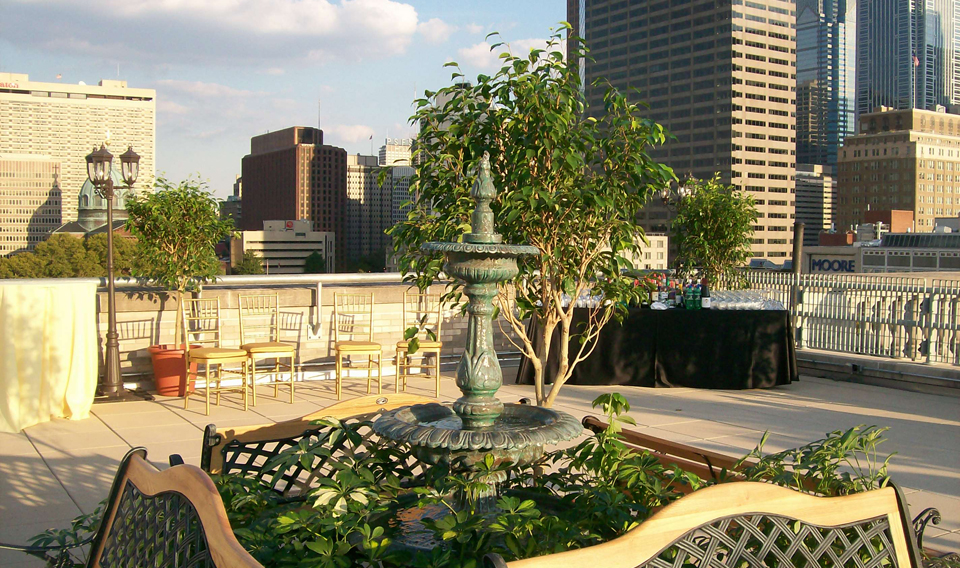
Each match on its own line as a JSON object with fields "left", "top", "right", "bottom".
{"left": 855, "top": 0, "right": 960, "bottom": 118}
{"left": 796, "top": 0, "right": 856, "bottom": 166}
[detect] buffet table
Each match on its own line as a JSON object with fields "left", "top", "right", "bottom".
{"left": 515, "top": 307, "right": 797, "bottom": 389}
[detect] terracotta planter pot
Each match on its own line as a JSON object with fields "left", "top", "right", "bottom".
{"left": 148, "top": 344, "right": 197, "bottom": 397}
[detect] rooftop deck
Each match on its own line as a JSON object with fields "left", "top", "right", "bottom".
{"left": 1, "top": 367, "right": 957, "bottom": 567}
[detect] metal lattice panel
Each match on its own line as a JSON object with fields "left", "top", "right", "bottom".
{"left": 219, "top": 418, "right": 426, "bottom": 496}
{"left": 642, "top": 514, "right": 897, "bottom": 568}
{"left": 98, "top": 480, "right": 214, "bottom": 568}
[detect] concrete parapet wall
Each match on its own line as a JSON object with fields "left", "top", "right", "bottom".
{"left": 97, "top": 278, "right": 524, "bottom": 381}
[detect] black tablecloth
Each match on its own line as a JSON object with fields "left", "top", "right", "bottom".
{"left": 515, "top": 308, "right": 797, "bottom": 389}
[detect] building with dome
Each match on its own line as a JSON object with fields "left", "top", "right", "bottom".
{"left": 52, "top": 169, "right": 134, "bottom": 237}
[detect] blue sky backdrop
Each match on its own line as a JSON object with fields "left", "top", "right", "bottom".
{"left": 0, "top": 0, "right": 564, "bottom": 195}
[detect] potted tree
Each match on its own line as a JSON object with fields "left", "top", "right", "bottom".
{"left": 126, "top": 176, "right": 234, "bottom": 396}
{"left": 389, "top": 25, "right": 675, "bottom": 407}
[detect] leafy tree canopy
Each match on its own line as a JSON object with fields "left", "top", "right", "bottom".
{"left": 389, "top": 25, "right": 675, "bottom": 407}
{"left": 233, "top": 250, "right": 264, "bottom": 275}
{"left": 303, "top": 251, "right": 326, "bottom": 274}
{"left": 125, "top": 175, "right": 233, "bottom": 295}
{"left": 0, "top": 233, "right": 143, "bottom": 279}
{"left": 671, "top": 174, "right": 758, "bottom": 284}
{"left": 125, "top": 175, "right": 234, "bottom": 346}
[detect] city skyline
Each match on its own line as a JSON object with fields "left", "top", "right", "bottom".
{"left": 0, "top": 0, "right": 564, "bottom": 197}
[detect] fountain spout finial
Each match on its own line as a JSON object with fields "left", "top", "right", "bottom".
{"left": 464, "top": 152, "right": 502, "bottom": 245}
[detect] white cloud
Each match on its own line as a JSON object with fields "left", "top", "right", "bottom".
{"left": 156, "top": 80, "right": 261, "bottom": 98}
{"left": 465, "top": 23, "right": 485, "bottom": 34}
{"left": 458, "top": 42, "right": 500, "bottom": 69}
{"left": 152, "top": 79, "right": 313, "bottom": 145}
{"left": 157, "top": 100, "right": 189, "bottom": 114}
{"left": 417, "top": 17, "right": 457, "bottom": 44}
{"left": 262, "top": 67, "right": 286, "bottom": 76}
{"left": 456, "top": 37, "right": 557, "bottom": 70}
{"left": 3, "top": 0, "right": 420, "bottom": 66}
{"left": 328, "top": 124, "right": 376, "bottom": 143}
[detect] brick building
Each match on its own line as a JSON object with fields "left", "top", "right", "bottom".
{"left": 241, "top": 127, "right": 347, "bottom": 270}
{"left": 836, "top": 107, "right": 960, "bottom": 232}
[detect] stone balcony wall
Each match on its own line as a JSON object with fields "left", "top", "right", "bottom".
{"left": 97, "top": 275, "right": 525, "bottom": 382}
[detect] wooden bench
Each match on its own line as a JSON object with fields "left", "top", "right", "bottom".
{"left": 582, "top": 415, "right": 945, "bottom": 552}
{"left": 484, "top": 481, "right": 925, "bottom": 568}
{"left": 197, "top": 393, "right": 438, "bottom": 497}
{"left": 0, "top": 447, "right": 262, "bottom": 568}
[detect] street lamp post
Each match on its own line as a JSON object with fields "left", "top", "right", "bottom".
{"left": 86, "top": 144, "right": 139, "bottom": 398}
{"left": 659, "top": 179, "right": 696, "bottom": 208}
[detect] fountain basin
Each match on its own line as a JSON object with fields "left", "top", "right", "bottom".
{"left": 373, "top": 403, "right": 582, "bottom": 472}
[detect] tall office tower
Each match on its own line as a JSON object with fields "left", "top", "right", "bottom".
{"left": 0, "top": 73, "right": 155, "bottom": 241}
{"left": 796, "top": 0, "right": 856, "bottom": 166}
{"left": 836, "top": 107, "right": 960, "bottom": 232}
{"left": 856, "top": 0, "right": 960, "bottom": 118}
{"left": 378, "top": 138, "right": 413, "bottom": 166}
{"left": 0, "top": 155, "right": 61, "bottom": 254}
{"left": 795, "top": 164, "right": 837, "bottom": 245}
{"left": 346, "top": 154, "right": 395, "bottom": 267}
{"left": 241, "top": 127, "right": 347, "bottom": 270}
{"left": 568, "top": 0, "right": 797, "bottom": 261}
{"left": 220, "top": 174, "right": 242, "bottom": 225}
{"left": 391, "top": 166, "right": 415, "bottom": 228}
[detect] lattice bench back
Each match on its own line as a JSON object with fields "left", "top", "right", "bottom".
{"left": 90, "top": 448, "right": 262, "bottom": 568}
{"left": 484, "top": 482, "right": 923, "bottom": 568}
{"left": 201, "top": 394, "right": 438, "bottom": 497}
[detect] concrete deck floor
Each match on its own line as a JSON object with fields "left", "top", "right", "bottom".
{"left": 1, "top": 368, "right": 958, "bottom": 566}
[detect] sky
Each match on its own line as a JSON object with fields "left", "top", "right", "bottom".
{"left": 0, "top": 0, "right": 565, "bottom": 197}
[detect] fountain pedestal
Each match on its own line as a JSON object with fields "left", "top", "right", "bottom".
{"left": 373, "top": 152, "right": 581, "bottom": 505}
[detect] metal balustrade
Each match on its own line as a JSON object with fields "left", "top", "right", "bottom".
{"left": 716, "top": 272, "right": 960, "bottom": 367}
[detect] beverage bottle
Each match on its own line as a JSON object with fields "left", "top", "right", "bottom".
{"left": 693, "top": 284, "right": 702, "bottom": 310}
{"left": 701, "top": 279, "right": 711, "bottom": 310}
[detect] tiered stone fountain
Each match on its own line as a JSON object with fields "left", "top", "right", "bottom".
{"left": 374, "top": 153, "right": 582, "bottom": 501}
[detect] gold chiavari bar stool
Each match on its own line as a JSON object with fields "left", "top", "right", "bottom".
{"left": 333, "top": 292, "right": 382, "bottom": 400}
{"left": 181, "top": 297, "right": 251, "bottom": 416}
{"left": 239, "top": 293, "right": 298, "bottom": 405}
{"left": 395, "top": 291, "right": 444, "bottom": 398}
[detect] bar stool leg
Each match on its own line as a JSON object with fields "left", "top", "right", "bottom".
{"left": 289, "top": 355, "right": 295, "bottom": 404}
{"left": 396, "top": 348, "right": 402, "bottom": 393}
{"left": 435, "top": 350, "right": 440, "bottom": 398}
{"left": 335, "top": 354, "right": 342, "bottom": 400}
{"left": 205, "top": 365, "right": 211, "bottom": 416}
{"left": 242, "top": 361, "right": 249, "bottom": 412}
{"left": 274, "top": 359, "right": 280, "bottom": 398}
{"left": 250, "top": 358, "right": 257, "bottom": 407}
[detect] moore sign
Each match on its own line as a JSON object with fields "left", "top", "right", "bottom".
{"left": 810, "top": 256, "right": 856, "bottom": 273}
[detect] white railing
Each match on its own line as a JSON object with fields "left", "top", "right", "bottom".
{"left": 717, "top": 272, "right": 960, "bottom": 367}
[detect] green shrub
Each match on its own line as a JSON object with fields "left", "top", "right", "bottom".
{"left": 24, "top": 395, "right": 900, "bottom": 568}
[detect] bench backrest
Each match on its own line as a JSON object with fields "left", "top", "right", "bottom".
{"left": 485, "top": 482, "right": 922, "bottom": 568}
{"left": 90, "top": 448, "right": 262, "bottom": 568}
{"left": 201, "top": 393, "right": 438, "bottom": 496}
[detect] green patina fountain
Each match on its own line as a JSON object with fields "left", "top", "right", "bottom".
{"left": 374, "top": 153, "right": 582, "bottom": 491}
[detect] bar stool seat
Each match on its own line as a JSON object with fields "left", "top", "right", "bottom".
{"left": 241, "top": 342, "right": 296, "bottom": 354}
{"left": 336, "top": 340, "right": 383, "bottom": 353}
{"left": 190, "top": 347, "right": 249, "bottom": 360}
{"left": 396, "top": 340, "right": 443, "bottom": 349}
